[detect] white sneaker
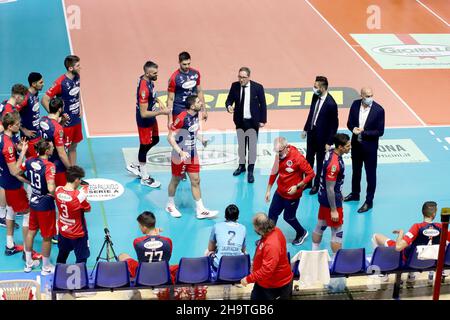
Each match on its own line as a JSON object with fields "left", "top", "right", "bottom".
{"left": 140, "top": 177, "right": 161, "bottom": 188}
{"left": 24, "top": 260, "right": 40, "bottom": 273}
{"left": 41, "top": 264, "right": 55, "bottom": 276}
{"left": 126, "top": 163, "right": 141, "bottom": 177}
{"left": 165, "top": 204, "right": 182, "bottom": 218}
{"left": 196, "top": 209, "right": 219, "bottom": 219}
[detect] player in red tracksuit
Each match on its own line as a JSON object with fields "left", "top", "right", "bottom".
{"left": 241, "top": 213, "right": 293, "bottom": 300}
{"left": 54, "top": 166, "right": 91, "bottom": 263}
{"left": 265, "top": 137, "right": 315, "bottom": 245}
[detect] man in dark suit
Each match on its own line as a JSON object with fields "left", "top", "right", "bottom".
{"left": 302, "top": 76, "right": 338, "bottom": 195}
{"left": 226, "top": 67, "right": 267, "bottom": 183}
{"left": 344, "top": 87, "right": 385, "bottom": 213}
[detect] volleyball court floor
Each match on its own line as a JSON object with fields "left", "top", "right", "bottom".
{"left": 0, "top": 0, "right": 449, "bottom": 285}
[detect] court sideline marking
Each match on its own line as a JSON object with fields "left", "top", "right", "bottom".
{"left": 303, "top": 0, "right": 427, "bottom": 127}
{"left": 416, "top": 0, "right": 450, "bottom": 27}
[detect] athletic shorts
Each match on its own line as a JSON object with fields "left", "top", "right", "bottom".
{"left": 171, "top": 156, "right": 200, "bottom": 177}
{"left": 29, "top": 209, "right": 56, "bottom": 238}
{"left": 63, "top": 123, "right": 83, "bottom": 146}
{"left": 26, "top": 137, "right": 41, "bottom": 159}
{"left": 318, "top": 206, "right": 343, "bottom": 228}
{"left": 138, "top": 123, "right": 159, "bottom": 145}
{"left": 55, "top": 171, "right": 67, "bottom": 187}
{"left": 58, "top": 234, "right": 90, "bottom": 261}
{"left": 5, "top": 187, "right": 29, "bottom": 213}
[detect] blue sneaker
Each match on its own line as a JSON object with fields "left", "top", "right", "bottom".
{"left": 292, "top": 230, "right": 309, "bottom": 246}
{"left": 5, "top": 244, "right": 23, "bottom": 256}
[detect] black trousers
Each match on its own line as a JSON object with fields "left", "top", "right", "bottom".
{"left": 236, "top": 119, "right": 259, "bottom": 173}
{"left": 268, "top": 192, "right": 305, "bottom": 236}
{"left": 351, "top": 141, "right": 378, "bottom": 206}
{"left": 306, "top": 129, "right": 326, "bottom": 187}
{"left": 250, "top": 281, "right": 293, "bottom": 300}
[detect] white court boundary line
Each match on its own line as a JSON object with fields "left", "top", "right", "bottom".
{"left": 89, "top": 125, "right": 450, "bottom": 139}
{"left": 416, "top": 0, "right": 450, "bottom": 27}
{"left": 303, "top": 0, "right": 427, "bottom": 127}
{"left": 61, "top": 0, "right": 92, "bottom": 138}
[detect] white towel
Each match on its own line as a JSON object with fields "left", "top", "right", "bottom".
{"left": 291, "top": 250, "right": 331, "bottom": 287}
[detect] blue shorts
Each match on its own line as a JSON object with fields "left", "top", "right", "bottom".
{"left": 57, "top": 234, "right": 90, "bottom": 262}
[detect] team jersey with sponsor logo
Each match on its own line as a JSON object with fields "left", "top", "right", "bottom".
{"left": 0, "top": 134, "right": 22, "bottom": 190}
{"left": 0, "top": 100, "right": 22, "bottom": 118}
{"left": 39, "top": 116, "right": 66, "bottom": 173}
{"left": 19, "top": 91, "right": 41, "bottom": 136}
{"left": 168, "top": 68, "right": 200, "bottom": 115}
{"left": 170, "top": 111, "right": 199, "bottom": 158}
{"left": 209, "top": 221, "right": 247, "bottom": 268}
{"left": 133, "top": 235, "right": 172, "bottom": 263}
{"left": 23, "top": 158, "right": 55, "bottom": 211}
{"left": 45, "top": 74, "right": 81, "bottom": 127}
{"left": 318, "top": 150, "right": 345, "bottom": 208}
{"left": 268, "top": 145, "right": 315, "bottom": 200}
{"left": 55, "top": 186, "right": 91, "bottom": 239}
{"left": 136, "top": 76, "right": 157, "bottom": 127}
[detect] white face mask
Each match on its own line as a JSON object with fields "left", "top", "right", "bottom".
{"left": 313, "top": 87, "right": 321, "bottom": 96}
{"left": 363, "top": 97, "right": 373, "bottom": 106}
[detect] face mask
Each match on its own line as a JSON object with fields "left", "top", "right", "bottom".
{"left": 313, "top": 87, "right": 321, "bottom": 96}
{"left": 363, "top": 97, "right": 373, "bottom": 106}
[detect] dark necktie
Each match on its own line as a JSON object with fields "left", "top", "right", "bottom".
{"left": 240, "top": 85, "right": 247, "bottom": 109}
{"left": 310, "top": 97, "right": 321, "bottom": 130}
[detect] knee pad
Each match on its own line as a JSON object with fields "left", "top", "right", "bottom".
{"left": 331, "top": 226, "right": 343, "bottom": 244}
{"left": 22, "top": 213, "right": 30, "bottom": 228}
{"left": 314, "top": 220, "right": 328, "bottom": 236}
{"left": 5, "top": 206, "right": 15, "bottom": 221}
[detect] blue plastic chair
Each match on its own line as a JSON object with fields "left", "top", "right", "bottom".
{"left": 368, "top": 247, "right": 402, "bottom": 273}
{"left": 331, "top": 248, "right": 366, "bottom": 275}
{"left": 292, "top": 260, "right": 300, "bottom": 278}
{"left": 176, "top": 257, "right": 211, "bottom": 284}
{"left": 53, "top": 263, "right": 89, "bottom": 290}
{"left": 403, "top": 247, "right": 436, "bottom": 271}
{"left": 216, "top": 254, "right": 250, "bottom": 282}
{"left": 94, "top": 261, "right": 130, "bottom": 288}
{"left": 135, "top": 261, "right": 172, "bottom": 287}
{"left": 444, "top": 245, "right": 450, "bottom": 266}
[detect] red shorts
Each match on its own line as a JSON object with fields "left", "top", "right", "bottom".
{"left": 29, "top": 209, "right": 56, "bottom": 238}
{"left": 385, "top": 239, "right": 396, "bottom": 247}
{"left": 125, "top": 258, "right": 178, "bottom": 283}
{"left": 5, "top": 187, "right": 29, "bottom": 213}
{"left": 26, "top": 137, "right": 41, "bottom": 159}
{"left": 171, "top": 156, "right": 200, "bottom": 177}
{"left": 55, "top": 172, "right": 67, "bottom": 187}
{"left": 64, "top": 123, "right": 83, "bottom": 146}
{"left": 138, "top": 123, "right": 159, "bottom": 145}
{"left": 318, "top": 206, "right": 343, "bottom": 227}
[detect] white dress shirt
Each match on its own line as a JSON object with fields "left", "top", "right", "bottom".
{"left": 312, "top": 92, "right": 327, "bottom": 126}
{"left": 358, "top": 103, "right": 371, "bottom": 128}
{"left": 241, "top": 82, "right": 251, "bottom": 119}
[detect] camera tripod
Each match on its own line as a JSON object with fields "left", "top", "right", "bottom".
{"left": 90, "top": 228, "right": 118, "bottom": 278}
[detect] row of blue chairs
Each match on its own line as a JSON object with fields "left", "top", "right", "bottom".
{"left": 51, "top": 255, "right": 251, "bottom": 300}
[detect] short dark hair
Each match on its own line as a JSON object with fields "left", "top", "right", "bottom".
{"left": 185, "top": 95, "right": 198, "bottom": 108}
{"left": 225, "top": 204, "right": 239, "bottom": 222}
{"left": 334, "top": 133, "right": 350, "bottom": 148}
{"left": 2, "top": 111, "right": 20, "bottom": 130}
{"left": 137, "top": 211, "right": 156, "bottom": 229}
{"left": 315, "top": 76, "right": 328, "bottom": 90}
{"left": 143, "top": 61, "right": 158, "bottom": 72}
{"left": 66, "top": 165, "right": 85, "bottom": 183}
{"left": 422, "top": 201, "right": 437, "bottom": 218}
{"left": 35, "top": 139, "right": 52, "bottom": 156}
{"left": 28, "top": 72, "right": 43, "bottom": 86}
{"left": 49, "top": 97, "right": 64, "bottom": 114}
{"left": 64, "top": 55, "right": 80, "bottom": 70}
{"left": 179, "top": 51, "right": 191, "bottom": 62}
{"left": 11, "top": 84, "right": 28, "bottom": 96}
{"left": 239, "top": 67, "right": 251, "bottom": 77}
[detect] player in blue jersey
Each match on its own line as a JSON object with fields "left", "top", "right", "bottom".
{"left": 22, "top": 139, "right": 56, "bottom": 274}
{"left": 126, "top": 61, "right": 170, "bottom": 188}
{"left": 207, "top": 204, "right": 247, "bottom": 274}
{"left": 19, "top": 72, "right": 44, "bottom": 158}
{"left": 312, "top": 133, "right": 351, "bottom": 254}
{"left": 167, "top": 51, "right": 207, "bottom": 125}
